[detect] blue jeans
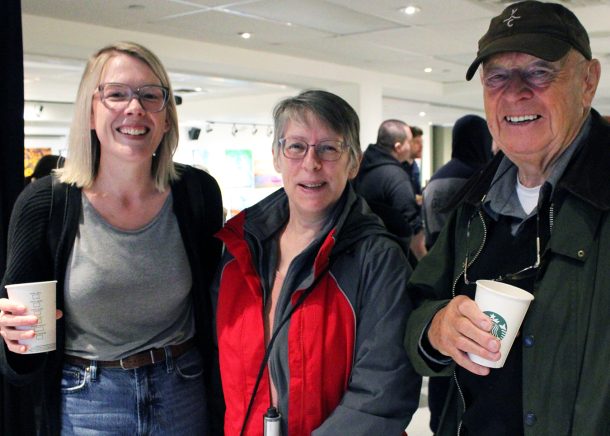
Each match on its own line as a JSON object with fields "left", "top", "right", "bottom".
{"left": 61, "top": 347, "right": 208, "bottom": 435}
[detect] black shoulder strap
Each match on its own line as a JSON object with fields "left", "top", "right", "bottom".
{"left": 239, "top": 265, "right": 332, "bottom": 435}
{"left": 180, "top": 165, "right": 208, "bottom": 236}
{"left": 47, "top": 176, "right": 68, "bottom": 267}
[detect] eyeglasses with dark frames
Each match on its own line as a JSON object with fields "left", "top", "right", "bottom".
{"left": 482, "top": 58, "right": 588, "bottom": 91}
{"left": 279, "top": 137, "right": 346, "bottom": 162}
{"left": 463, "top": 207, "right": 541, "bottom": 285}
{"left": 482, "top": 65, "right": 560, "bottom": 90}
{"left": 97, "top": 83, "right": 170, "bottom": 113}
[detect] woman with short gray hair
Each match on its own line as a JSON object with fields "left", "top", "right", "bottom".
{"left": 214, "top": 89, "right": 421, "bottom": 435}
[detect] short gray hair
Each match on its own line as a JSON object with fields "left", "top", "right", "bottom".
{"left": 376, "top": 119, "right": 410, "bottom": 150}
{"left": 272, "top": 90, "right": 362, "bottom": 169}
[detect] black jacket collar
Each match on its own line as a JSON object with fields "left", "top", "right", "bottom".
{"left": 458, "top": 109, "right": 610, "bottom": 211}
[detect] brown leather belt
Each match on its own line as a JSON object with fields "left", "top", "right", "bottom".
{"left": 64, "top": 337, "right": 196, "bottom": 370}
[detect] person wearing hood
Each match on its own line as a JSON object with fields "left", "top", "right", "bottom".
{"left": 422, "top": 114, "right": 493, "bottom": 250}
{"left": 212, "top": 91, "right": 421, "bottom": 435}
{"left": 353, "top": 119, "right": 426, "bottom": 261}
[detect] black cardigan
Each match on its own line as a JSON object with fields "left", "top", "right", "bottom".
{"left": 0, "top": 164, "right": 224, "bottom": 435}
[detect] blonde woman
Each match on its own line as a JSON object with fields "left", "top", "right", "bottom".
{"left": 0, "top": 42, "right": 224, "bottom": 435}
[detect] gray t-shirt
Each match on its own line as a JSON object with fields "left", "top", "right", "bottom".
{"left": 64, "top": 193, "right": 194, "bottom": 360}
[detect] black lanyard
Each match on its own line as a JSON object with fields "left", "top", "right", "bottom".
{"left": 239, "top": 268, "right": 329, "bottom": 436}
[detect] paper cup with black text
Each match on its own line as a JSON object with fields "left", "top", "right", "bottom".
{"left": 468, "top": 280, "right": 534, "bottom": 368}
{"left": 5, "top": 280, "right": 57, "bottom": 354}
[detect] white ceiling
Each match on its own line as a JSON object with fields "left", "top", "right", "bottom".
{"left": 21, "top": 0, "right": 610, "bottom": 127}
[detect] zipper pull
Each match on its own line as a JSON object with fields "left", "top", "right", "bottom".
{"left": 263, "top": 406, "right": 281, "bottom": 436}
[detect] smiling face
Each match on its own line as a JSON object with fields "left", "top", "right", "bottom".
{"left": 91, "top": 53, "right": 169, "bottom": 168}
{"left": 274, "top": 112, "right": 359, "bottom": 224}
{"left": 481, "top": 50, "right": 600, "bottom": 173}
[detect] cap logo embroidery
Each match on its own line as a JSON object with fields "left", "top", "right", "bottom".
{"left": 502, "top": 8, "right": 521, "bottom": 28}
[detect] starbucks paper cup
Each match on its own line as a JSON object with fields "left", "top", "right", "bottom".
{"left": 468, "top": 280, "right": 534, "bottom": 368}
{"left": 5, "top": 280, "right": 57, "bottom": 354}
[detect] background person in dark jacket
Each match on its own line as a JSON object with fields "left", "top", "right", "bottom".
{"left": 422, "top": 114, "right": 493, "bottom": 250}
{"left": 353, "top": 119, "right": 427, "bottom": 261}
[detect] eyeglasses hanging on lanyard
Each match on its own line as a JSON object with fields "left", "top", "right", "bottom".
{"left": 463, "top": 206, "right": 541, "bottom": 285}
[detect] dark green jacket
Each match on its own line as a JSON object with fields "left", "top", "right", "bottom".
{"left": 404, "top": 110, "right": 610, "bottom": 436}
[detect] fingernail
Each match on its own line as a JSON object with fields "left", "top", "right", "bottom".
{"left": 480, "top": 320, "right": 490, "bottom": 330}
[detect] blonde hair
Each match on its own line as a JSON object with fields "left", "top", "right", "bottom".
{"left": 56, "top": 41, "right": 179, "bottom": 191}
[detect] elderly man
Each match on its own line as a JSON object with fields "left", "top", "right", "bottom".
{"left": 404, "top": 1, "right": 608, "bottom": 435}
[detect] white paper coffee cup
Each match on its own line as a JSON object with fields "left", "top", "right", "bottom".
{"left": 468, "top": 280, "right": 534, "bottom": 368}
{"left": 5, "top": 280, "right": 57, "bottom": 354}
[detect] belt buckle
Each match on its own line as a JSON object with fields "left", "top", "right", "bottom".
{"left": 119, "top": 357, "right": 130, "bottom": 370}
{"left": 119, "top": 354, "right": 141, "bottom": 370}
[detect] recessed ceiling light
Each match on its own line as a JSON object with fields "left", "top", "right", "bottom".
{"left": 239, "top": 32, "right": 252, "bottom": 39}
{"left": 424, "top": 67, "right": 432, "bottom": 73}
{"left": 401, "top": 5, "right": 421, "bottom": 15}
{"left": 174, "top": 87, "right": 205, "bottom": 94}
{"left": 419, "top": 111, "right": 426, "bottom": 117}
{"left": 286, "top": 22, "right": 293, "bottom": 26}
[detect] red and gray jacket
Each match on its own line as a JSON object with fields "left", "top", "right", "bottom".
{"left": 213, "top": 186, "right": 421, "bottom": 435}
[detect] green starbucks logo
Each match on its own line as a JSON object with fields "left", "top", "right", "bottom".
{"left": 484, "top": 311, "right": 507, "bottom": 340}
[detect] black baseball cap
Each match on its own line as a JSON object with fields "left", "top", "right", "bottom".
{"left": 466, "top": 0, "right": 592, "bottom": 80}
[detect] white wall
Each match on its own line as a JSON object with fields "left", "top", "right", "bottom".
{"left": 22, "top": 14, "right": 487, "bottom": 211}
{"left": 175, "top": 93, "right": 292, "bottom": 215}
{"left": 22, "top": 14, "right": 452, "bottom": 145}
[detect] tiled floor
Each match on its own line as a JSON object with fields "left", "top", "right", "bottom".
{"left": 405, "top": 377, "right": 434, "bottom": 436}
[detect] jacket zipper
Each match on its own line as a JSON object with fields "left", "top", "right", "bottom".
{"left": 451, "top": 205, "right": 488, "bottom": 436}
{"left": 448, "top": 201, "right": 551, "bottom": 435}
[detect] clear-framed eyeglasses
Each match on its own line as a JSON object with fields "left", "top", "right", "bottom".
{"left": 463, "top": 207, "right": 541, "bottom": 285}
{"left": 279, "top": 137, "right": 346, "bottom": 162}
{"left": 97, "top": 83, "right": 170, "bottom": 113}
